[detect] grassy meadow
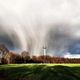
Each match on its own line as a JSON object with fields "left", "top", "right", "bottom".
{"left": 0, "top": 64, "right": 80, "bottom": 80}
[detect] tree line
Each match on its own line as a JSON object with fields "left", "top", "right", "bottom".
{"left": 1, "top": 51, "right": 80, "bottom": 64}
{"left": 0, "top": 44, "right": 80, "bottom": 64}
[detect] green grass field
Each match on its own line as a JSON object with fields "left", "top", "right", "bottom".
{"left": 0, "top": 64, "right": 80, "bottom": 80}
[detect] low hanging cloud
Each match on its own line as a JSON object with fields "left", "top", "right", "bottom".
{"left": 0, "top": 0, "right": 80, "bottom": 57}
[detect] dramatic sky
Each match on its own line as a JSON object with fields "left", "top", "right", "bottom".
{"left": 0, "top": 0, "right": 80, "bottom": 58}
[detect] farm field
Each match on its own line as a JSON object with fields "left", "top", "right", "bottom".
{"left": 0, "top": 64, "right": 80, "bottom": 80}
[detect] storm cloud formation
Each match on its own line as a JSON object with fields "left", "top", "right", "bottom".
{"left": 0, "top": 0, "right": 80, "bottom": 57}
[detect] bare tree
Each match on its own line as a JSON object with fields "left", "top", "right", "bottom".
{"left": 3, "top": 52, "right": 17, "bottom": 64}
{"left": 21, "top": 51, "right": 30, "bottom": 63}
{"left": 0, "top": 44, "right": 9, "bottom": 64}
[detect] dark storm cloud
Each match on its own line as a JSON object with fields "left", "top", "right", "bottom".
{"left": 0, "top": 28, "right": 21, "bottom": 52}
{"left": 47, "top": 24, "right": 80, "bottom": 56}
{"left": 0, "top": 35, "right": 14, "bottom": 50}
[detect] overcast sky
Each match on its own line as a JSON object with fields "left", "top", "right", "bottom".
{"left": 0, "top": 0, "right": 80, "bottom": 57}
